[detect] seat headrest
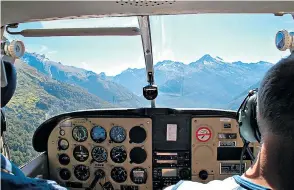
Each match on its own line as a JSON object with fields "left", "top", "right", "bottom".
{"left": 1, "top": 61, "right": 17, "bottom": 108}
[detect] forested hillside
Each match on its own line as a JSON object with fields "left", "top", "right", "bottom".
{"left": 4, "top": 60, "right": 114, "bottom": 166}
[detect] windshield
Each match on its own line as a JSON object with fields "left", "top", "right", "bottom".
{"left": 3, "top": 14, "right": 292, "bottom": 166}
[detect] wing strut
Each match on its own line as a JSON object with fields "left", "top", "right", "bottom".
{"left": 138, "top": 16, "right": 156, "bottom": 108}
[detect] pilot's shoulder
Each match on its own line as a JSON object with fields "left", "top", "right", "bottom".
{"left": 165, "top": 177, "right": 240, "bottom": 190}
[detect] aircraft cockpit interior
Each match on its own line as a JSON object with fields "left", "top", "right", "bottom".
{"left": 1, "top": 1, "right": 294, "bottom": 190}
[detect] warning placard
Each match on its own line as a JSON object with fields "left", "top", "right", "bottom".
{"left": 166, "top": 124, "right": 177, "bottom": 141}
{"left": 196, "top": 127, "right": 212, "bottom": 142}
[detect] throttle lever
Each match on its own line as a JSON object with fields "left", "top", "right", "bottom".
{"left": 86, "top": 169, "right": 105, "bottom": 190}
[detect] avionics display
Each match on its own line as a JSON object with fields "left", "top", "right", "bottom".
{"left": 162, "top": 169, "right": 177, "bottom": 177}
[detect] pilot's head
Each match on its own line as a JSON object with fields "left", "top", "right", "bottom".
{"left": 257, "top": 53, "right": 294, "bottom": 190}
{"left": 257, "top": 53, "right": 294, "bottom": 140}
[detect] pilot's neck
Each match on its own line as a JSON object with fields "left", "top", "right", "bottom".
{"left": 244, "top": 135, "right": 294, "bottom": 190}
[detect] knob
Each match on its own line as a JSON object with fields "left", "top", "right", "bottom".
{"left": 95, "top": 169, "right": 105, "bottom": 178}
{"left": 179, "top": 168, "right": 190, "bottom": 179}
{"left": 199, "top": 170, "right": 208, "bottom": 180}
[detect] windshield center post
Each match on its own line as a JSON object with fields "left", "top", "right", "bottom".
{"left": 138, "top": 16, "right": 157, "bottom": 108}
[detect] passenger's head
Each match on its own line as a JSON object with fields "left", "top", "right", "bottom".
{"left": 257, "top": 53, "right": 294, "bottom": 190}
{"left": 258, "top": 53, "right": 294, "bottom": 140}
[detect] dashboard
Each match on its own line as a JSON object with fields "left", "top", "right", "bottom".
{"left": 33, "top": 108, "right": 259, "bottom": 190}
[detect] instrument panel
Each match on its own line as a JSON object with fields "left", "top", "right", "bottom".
{"left": 48, "top": 118, "right": 152, "bottom": 190}
{"left": 43, "top": 109, "right": 259, "bottom": 190}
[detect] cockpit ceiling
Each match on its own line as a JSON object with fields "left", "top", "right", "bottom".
{"left": 1, "top": 1, "right": 294, "bottom": 26}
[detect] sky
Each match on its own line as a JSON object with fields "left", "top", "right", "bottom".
{"left": 5, "top": 14, "right": 293, "bottom": 76}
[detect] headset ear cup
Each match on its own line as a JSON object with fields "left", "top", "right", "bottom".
{"left": 1, "top": 61, "right": 17, "bottom": 108}
{"left": 251, "top": 94, "right": 261, "bottom": 143}
{"left": 238, "top": 90, "right": 260, "bottom": 143}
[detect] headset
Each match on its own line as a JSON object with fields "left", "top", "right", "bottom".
{"left": 237, "top": 89, "right": 261, "bottom": 174}
{"left": 237, "top": 89, "right": 261, "bottom": 143}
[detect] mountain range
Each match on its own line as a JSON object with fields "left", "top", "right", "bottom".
{"left": 114, "top": 54, "right": 272, "bottom": 108}
{"left": 21, "top": 52, "right": 273, "bottom": 109}
{"left": 22, "top": 53, "right": 146, "bottom": 108}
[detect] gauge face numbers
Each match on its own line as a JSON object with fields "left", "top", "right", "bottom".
{"left": 110, "top": 126, "right": 126, "bottom": 143}
{"left": 111, "top": 167, "right": 127, "bottom": 183}
{"left": 73, "top": 145, "right": 89, "bottom": 162}
{"left": 74, "top": 165, "right": 90, "bottom": 181}
{"left": 59, "top": 154, "right": 70, "bottom": 165}
{"left": 110, "top": 146, "right": 127, "bottom": 163}
{"left": 59, "top": 168, "right": 71, "bottom": 180}
{"left": 72, "top": 125, "right": 88, "bottom": 142}
{"left": 92, "top": 146, "right": 108, "bottom": 163}
{"left": 91, "top": 126, "right": 107, "bottom": 143}
{"left": 130, "top": 167, "right": 147, "bottom": 184}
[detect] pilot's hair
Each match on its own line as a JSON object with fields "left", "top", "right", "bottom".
{"left": 258, "top": 53, "right": 294, "bottom": 139}
{"left": 257, "top": 53, "right": 294, "bottom": 190}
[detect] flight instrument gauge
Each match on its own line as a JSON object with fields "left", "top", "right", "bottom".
{"left": 91, "top": 126, "right": 107, "bottom": 143}
{"left": 92, "top": 146, "right": 108, "bottom": 163}
{"left": 110, "top": 126, "right": 126, "bottom": 143}
{"left": 72, "top": 125, "right": 88, "bottom": 142}
{"left": 58, "top": 139, "right": 69, "bottom": 150}
{"left": 59, "top": 168, "right": 71, "bottom": 180}
{"left": 74, "top": 165, "right": 90, "bottom": 181}
{"left": 111, "top": 167, "right": 127, "bottom": 183}
{"left": 73, "top": 145, "right": 89, "bottom": 162}
{"left": 130, "top": 167, "right": 147, "bottom": 184}
{"left": 59, "top": 153, "right": 70, "bottom": 165}
{"left": 110, "top": 146, "right": 127, "bottom": 163}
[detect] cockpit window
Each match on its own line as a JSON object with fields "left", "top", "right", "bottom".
{"left": 3, "top": 14, "right": 292, "bottom": 166}
{"left": 149, "top": 14, "right": 292, "bottom": 109}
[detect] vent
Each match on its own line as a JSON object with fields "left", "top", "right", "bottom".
{"left": 116, "top": 0, "right": 176, "bottom": 7}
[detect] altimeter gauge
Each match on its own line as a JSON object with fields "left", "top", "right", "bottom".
{"left": 110, "top": 126, "right": 126, "bottom": 143}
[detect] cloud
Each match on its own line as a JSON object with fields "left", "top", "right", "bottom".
{"left": 47, "top": 51, "right": 57, "bottom": 55}
{"left": 40, "top": 45, "right": 48, "bottom": 53}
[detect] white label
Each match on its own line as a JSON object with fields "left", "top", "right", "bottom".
{"left": 220, "top": 118, "right": 231, "bottom": 122}
{"left": 166, "top": 124, "right": 177, "bottom": 141}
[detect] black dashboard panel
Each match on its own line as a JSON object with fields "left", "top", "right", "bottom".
{"left": 152, "top": 115, "right": 191, "bottom": 151}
